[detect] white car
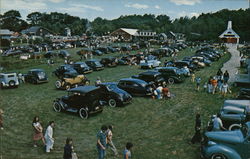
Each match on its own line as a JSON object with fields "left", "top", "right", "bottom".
{"left": 139, "top": 60, "right": 161, "bottom": 69}
{"left": 0, "top": 72, "right": 19, "bottom": 88}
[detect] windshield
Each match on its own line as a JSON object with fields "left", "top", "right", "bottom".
{"left": 94, "top": 61, "right": 101, "bottom": 65}
{"left": 37, "top": 71, "right": 45, "bottom": 78}
{"left": 106, "top": 84, "right": 117, "bottom": 91}
{"left": 80, "top": 63, "right": 88, "bottom": 67}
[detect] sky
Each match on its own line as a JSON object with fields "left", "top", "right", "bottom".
{"left": 0, "top": 0, "right": 249, "bottom": 21}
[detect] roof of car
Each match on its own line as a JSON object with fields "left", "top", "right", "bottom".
{"left": 98, "top": 82, "right": 117, "bottom": 86}
{"left": 30, "top": 69, "right": 44, "bottom": 72}
{"left": 139, "top": 71, "right": 161, "bottom": 76}
{"left": 74, "top": 62, "right": 86, "bottom": 64}
{"left": 68, "top": 86, "right": 99, "bottom": 94}
{"left": 86, "top": 59, "right": 99, "bottom": 62}
{"left": 119, "top": 78, "right": 148, "bottom": 84}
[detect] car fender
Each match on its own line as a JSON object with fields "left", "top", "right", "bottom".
{"left": 56, "top": 99, "right": 67, "bottom": 110}
{"left": 206, "top": 144, "right": 242, "bottom": 159}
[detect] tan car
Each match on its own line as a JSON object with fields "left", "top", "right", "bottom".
{"left": 55, "top": 74, "right": 90, "bottom": 90}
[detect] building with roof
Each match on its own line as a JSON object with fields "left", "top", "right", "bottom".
{"left": 21, "top": 26, "right": 54, "bottom": 37}
{"left": 0, "top": 29, "right": 13, "bottom": 40}
{"left": 219, "top": 21, "right": 240, "bottom": 44}
{"left": 110, "top": 28, "right": 156, "bottom": 41}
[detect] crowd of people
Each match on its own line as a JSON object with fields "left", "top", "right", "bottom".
{"left": 30, "top": 117, "right": 133, "bottom": 159}
{"left": 192, "top": 69, "right": 231, "bottom": 97}
{"left": 152, "top": 83, "right": 172, "bottom": 99}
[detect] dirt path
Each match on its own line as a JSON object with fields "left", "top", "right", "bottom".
{"left": 221, "top": 44, "right": 240, "bottom": 83}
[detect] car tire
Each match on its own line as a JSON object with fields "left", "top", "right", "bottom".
{"left": 168, "top": 78, "right": 174, "bottom": 84}
{"left": 108, "top": 99, "right": 117, "bottom": 107}
{"left": 229, "top": 124, "right": 241, "bottom": 131}
{"left": 211, "top": 153, "right": 227, "bottom": 159}
{"left": 79, "top": 108, "right": 88, "bottom": 119}
{"left": 53, "top": 102, "right": 62, "bottom": 112}
{"left": 9, "top": 80, "right": 15, "bottom": 87}
{"left": 55, "top": 80, "right": 62, "bottom": 89}
{"left": 85, "top": 81, "right": 90, "bottom": 85}
{"left": 65, "top": 84, "right": 71, "bottom": 90}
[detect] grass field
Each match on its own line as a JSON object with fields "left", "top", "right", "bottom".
{"left": 0, "top": 46, "right": 234, "bottom": 159}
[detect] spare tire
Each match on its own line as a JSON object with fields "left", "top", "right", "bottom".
{"left": 55, "top": 80, "right": 62, "bottom": 89}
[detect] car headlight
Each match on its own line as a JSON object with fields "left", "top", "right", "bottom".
{"left": 208, "top": 141, "right": 216, "bottom": 146}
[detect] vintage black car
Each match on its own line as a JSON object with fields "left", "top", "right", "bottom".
{"left": 53, "top": 65, "right": 78, "bottom": 78}
{"left": 107, "top": 46, "right": 118, "bottom": 53}
{"left": 72, "top": 62, "right": 93, "bottom": 74}
{"left": 58, "top": 50, "right": 71, "bottom": 58}
{"left": 97, "top": 83, "right": 132, "bottom": 107}
{"left": 237, "top": 88, "right": 250, "bottom": 100}
{"left": 85, "top": 59, "right": 104, "bottom": 71}
{"left": 44, "top": 51, "right": 58, "bottom": 58}
{"left": 97, "top": 47, "right": 109, "bottom": 54}
{"left": 92, "top": 50, "right": 103, "bottom": 56}
{"left": 53, "top": 86, "right": 104, "bottom": 119}
{"left": 132, "top": 71, "right": 165, "bottom": 86}
{"left": 155, "top": 67, "right": 185, "bottom": 84}
{"left": 25, "top": 69, "right": 48, "bottom": 84}
{"left": 100, "top": 57, "right": 118, "bottom": 67}
{"left": 117, "top": 78, "right": 153, "bottom": 96}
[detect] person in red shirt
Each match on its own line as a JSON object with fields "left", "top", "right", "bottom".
{"left": 162, "top": 86, "right": 170, "bottom": 99}
{"left": 211, "top": 77, "right": 218, "bottom": 94}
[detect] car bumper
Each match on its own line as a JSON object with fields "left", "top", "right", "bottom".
{"left": 94, "top": 67, "right": 104, "bottom": 71}
{"left": 83, "top": 70, "right": 93, "bottom": 74}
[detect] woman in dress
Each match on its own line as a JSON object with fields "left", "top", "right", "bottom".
{"left": 63, "top": 138, "right": 74, "bottom": 159}
{"left": 32, "top": 116, "right": 45, "bottom": 147}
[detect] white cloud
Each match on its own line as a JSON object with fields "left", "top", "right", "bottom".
{"left": 70, "top": 4, "right": 104, "bottom": 11}
{"left": 169, "top": 0, "right": 201, "bottom": 6}
{"left": 1, "top": 0, "right": 47, "bottom": 13}
{"left": 177, "top": 11, "right": 200, "bottom": 18}
{"left": 125, "top": 3, "right": 149, "bottom": 9}
{"left": 48, "top": 0, "right": 64, "bottom": 3}
{"left": 155, "top": 5, "right": 160, "bottom": 9}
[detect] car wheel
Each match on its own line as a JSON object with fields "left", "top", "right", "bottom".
{"left": 211, "top": 153, "right": 227, "bottom": 159}
{"left": 55, "top": 80, "right": 62, "bottom": 89}
{"left": 85, "top": 81, "right": 90, "bottom": 85}
{"left": 79, "top": 108, "right": 88, "bottom": 119}
{"left": 108, "top": 99, "right": 117, "bottom": 107}
{"left": 65, "top": 84, "right": 71, "bottom": 90}
{"left": 9, "top": 80, "right": 15, "bottom": 87}
{"left": 53, "top": 102, "right": 62, "bottom": 112}
{"left": 229, "top": 124, "right": 241, "bottom": 131}
{"left": 168, "top": 78, "right": 174, "bottom": 84}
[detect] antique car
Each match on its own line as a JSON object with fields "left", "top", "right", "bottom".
{"left": 96, "top": 83, "right": 132, "bottom": 107}
{"left": 0, "top": 72, "right": 19, "bottom": 88}
{"left": 85, "top": 59, "right": 104, "bottom": 71}
{"left": 237, "top": 88, "right": 250, "bottom": 100}
{"left": 107, "top": 46, "right": 118, "bottom": 53}
{"left": 117, "top": 78, "right": 153, "bottom": 96}
{"left": 58, "top": 50, "right": 71, "bottom": 58}
{"left": 44, "top": 51, "right": 58, "bottom": 58}
{"left": 2, "top": 50, "right": 23, "bottom": 57}
{"left": 139, "top": 59, "right": 161, "bottom": 69}
{"left": 92, "top": 50, "right": 103, "bottom": 56}
{"left": 71, "top": 62, "right": 93, "bottom": 74}
{"left": 219, "top": 100, "right": 250, "bottom": 130}
{"left": 100, "top": 57, "right": 118, "bottom": 67}
{"left": 132, "top": 71, "right": 165, "bottom": 86}
{"left": 55, "top": 73, "right": 90, "bottom": 90}
{"left": 24, "top": 69, "right": 48, "bottom": 84}
{"left": 97, "top": 47, "right": 109, "bottom": 54}
{"left": 201, "top": 122, "right": 250, "bottom": 159}
{"left": 53, "top": 86, "right": 104, "bottom": 119}
{"left": 53, "top": 65, "right": 78, "bottom": 78}
{"left": 155, "top": 67, "right": 185, "bottom": 84}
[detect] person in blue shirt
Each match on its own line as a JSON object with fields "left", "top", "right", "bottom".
{"left": 97, "top": 125, "right": 108, "bottom": 159}
{"left": 123, "top": 142, "right": 133, "bottom": 159}
{"left": 195, "top": 77, "right": 201, "bottom": 91}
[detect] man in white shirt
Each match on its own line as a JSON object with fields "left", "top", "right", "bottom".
{"left": 213, "top": 113, "right": 226, "bottom": 131}
{"left": 45, "top": 121, "right": 55, "bottom": 153}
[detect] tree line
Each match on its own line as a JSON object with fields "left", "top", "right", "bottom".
{"left": 0, "top": 9, "right": 249, "bottom": 42}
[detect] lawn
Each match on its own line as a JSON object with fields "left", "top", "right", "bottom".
{"left": 0, "top": 46, "right": 233, "bottom": 159}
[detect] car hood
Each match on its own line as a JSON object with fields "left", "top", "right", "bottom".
{"left": 205, "top": 130, "right": 243, "bottom": 144}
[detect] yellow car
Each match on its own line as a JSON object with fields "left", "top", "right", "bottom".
{"left": 55, "top": 74, "right": 90, "bottom": 90}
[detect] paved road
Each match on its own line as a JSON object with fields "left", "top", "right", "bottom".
{"left": 221, "top": 44, "right": 241, "bottom": 84}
